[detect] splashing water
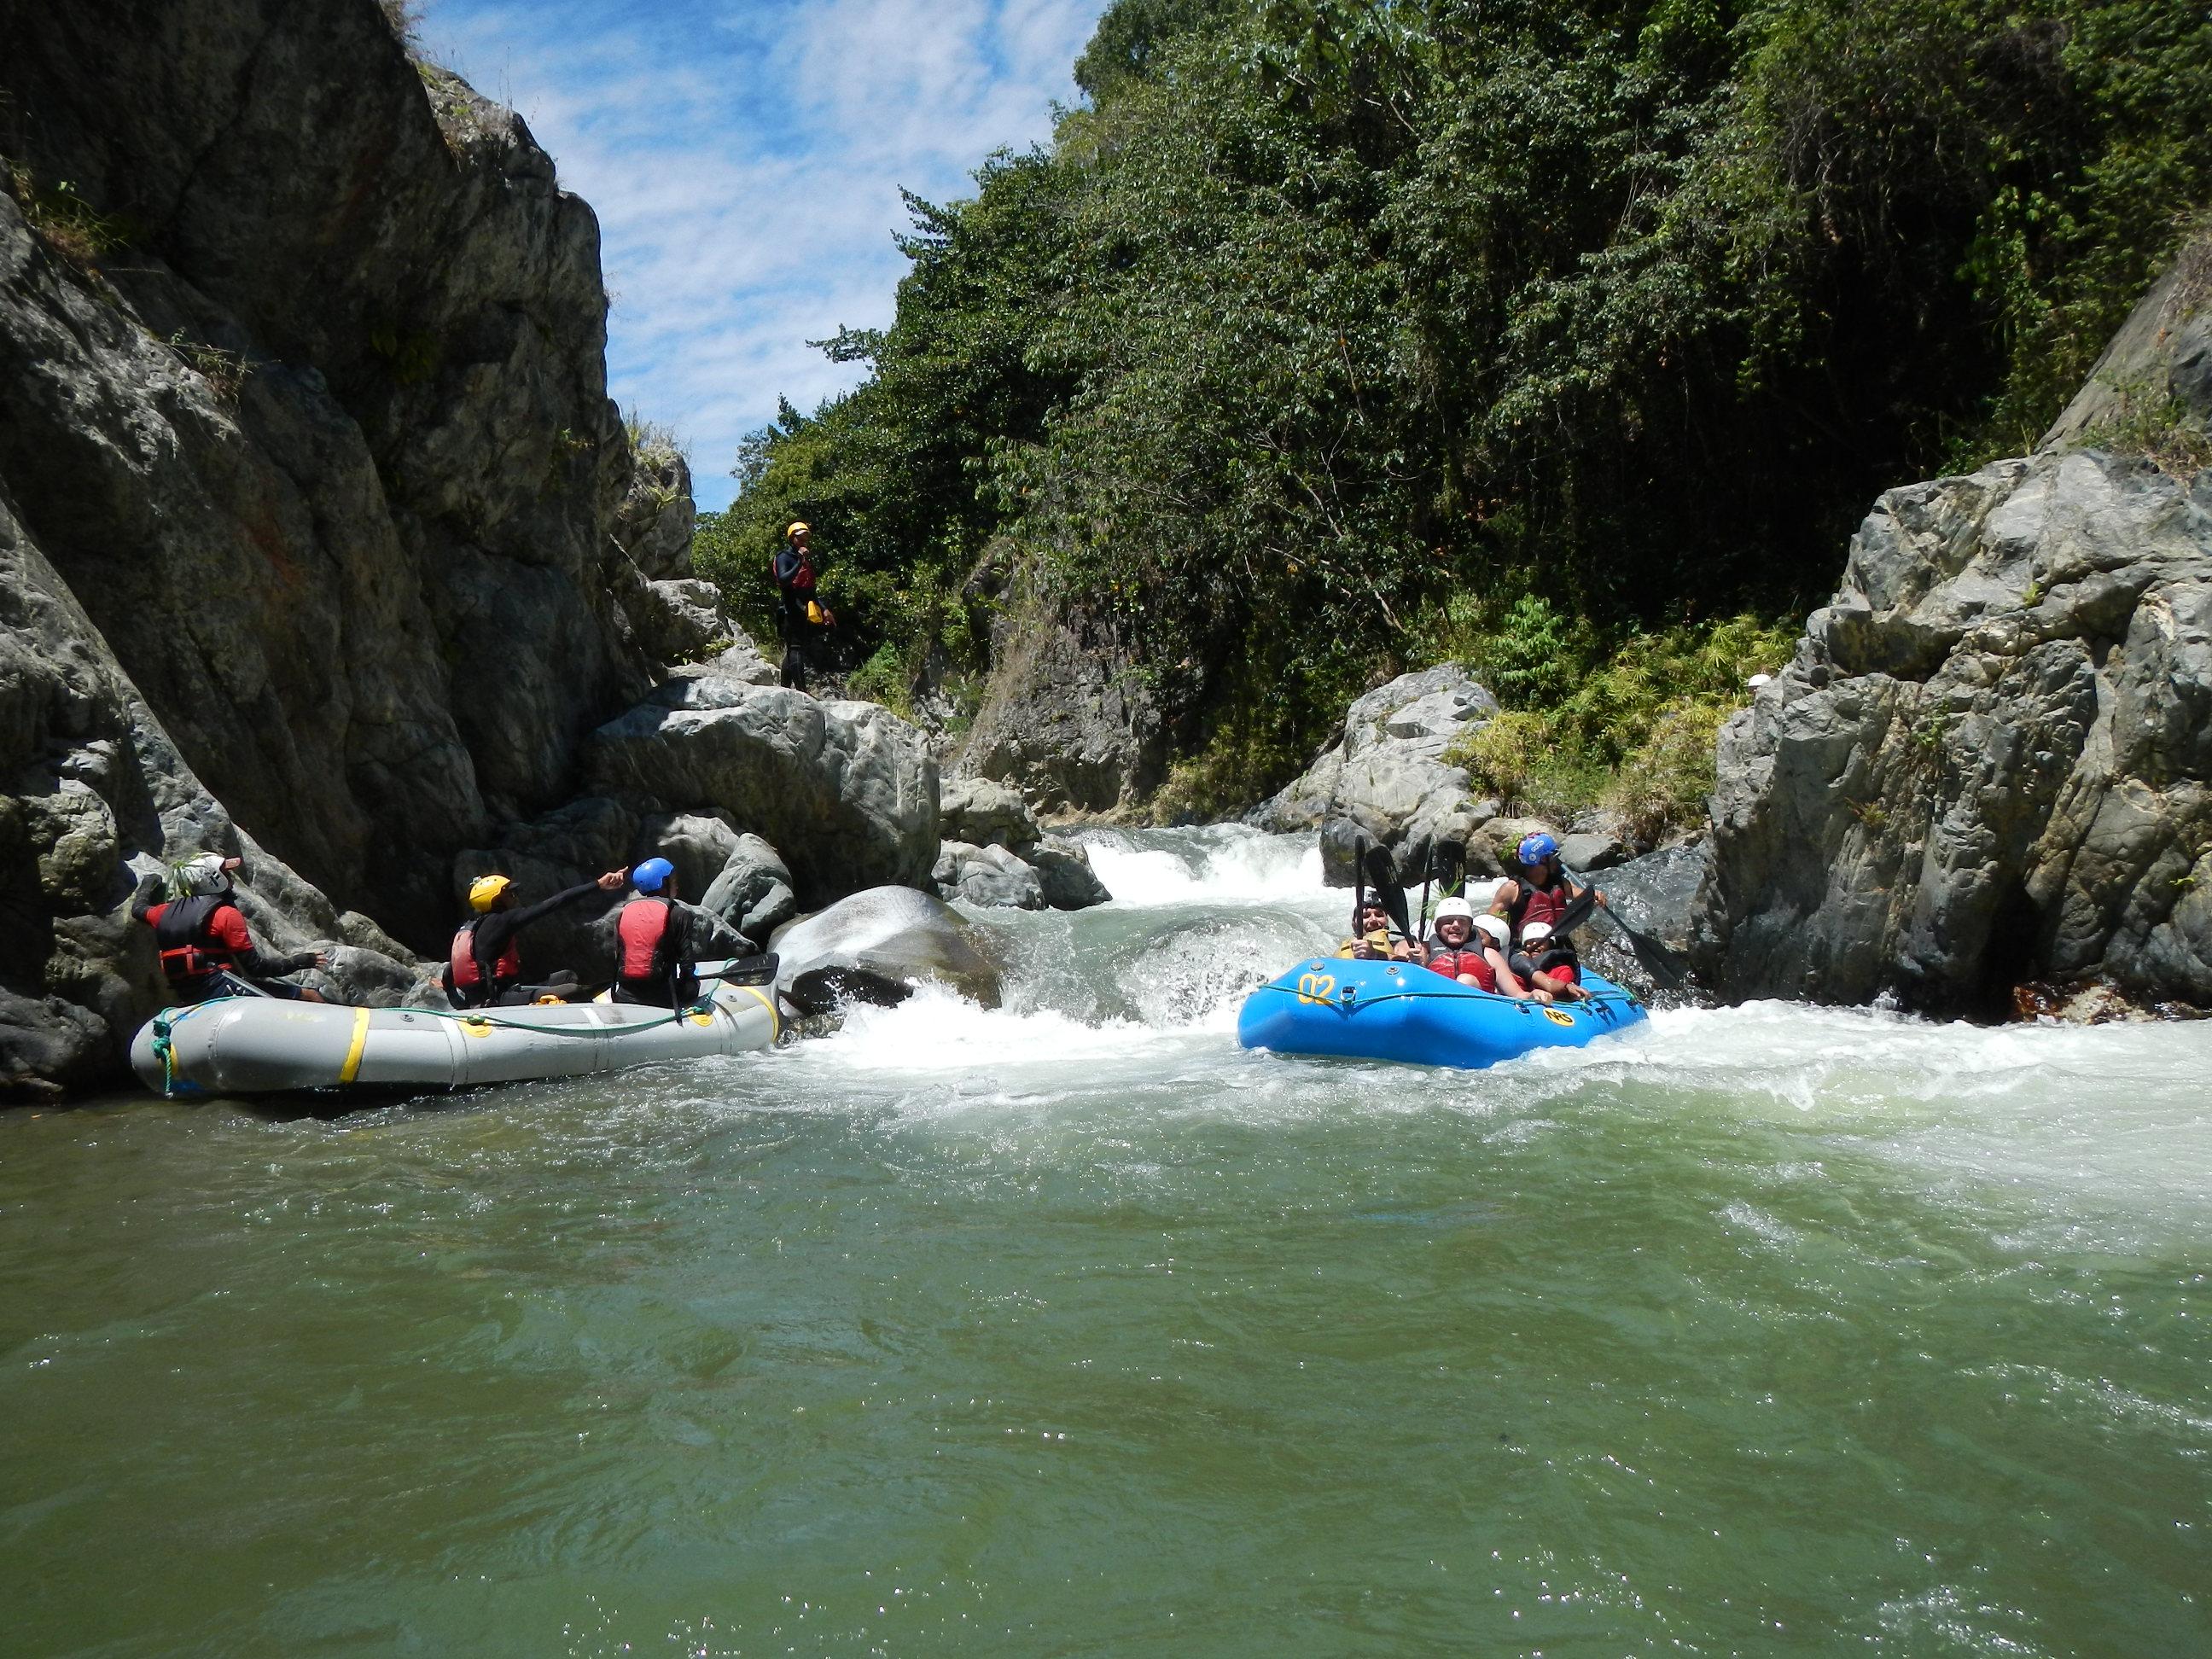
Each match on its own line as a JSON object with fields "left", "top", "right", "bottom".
{"left": 3, "top": 826, "right": 2208, "bottom": 1656}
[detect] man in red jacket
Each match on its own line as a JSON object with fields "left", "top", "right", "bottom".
{"left": 131, "top": 853, "right": 329, "bottom": 1003}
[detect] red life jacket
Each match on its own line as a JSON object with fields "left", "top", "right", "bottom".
{"left": 152, "top": 894, "right": 243, "bottom": 987}
{"left": 615, "top": 897, "right": 676, "bottom": 982}
{"left": 448, "top": 919, "right": 521, "bottom": 994}
{"left": 1424, "top": 949, "right": 1497, "bottom": 992}
{"left": 771, "top": 545, "right": 817, "bottom": 593}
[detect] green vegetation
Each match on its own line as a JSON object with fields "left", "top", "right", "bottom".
{"left": 709, "top": 0, "right": 2212, "bottom": 812}
{"left": 1446, "top": 611, "right": 1796, "bottom": 840}
{"left": 165, "top": 329, "right": 253, "bottom": 405}
{"left": 3, "top": 160, "right": 128, "bottom": 271}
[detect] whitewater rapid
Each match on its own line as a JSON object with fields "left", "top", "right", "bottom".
{"left": 757, "top": 825, "right": 2212, "bottom": 1249}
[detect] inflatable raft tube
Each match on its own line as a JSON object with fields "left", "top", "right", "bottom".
{"left": 1237, "top": 955, "right": 1646, "bottom": 1069}
{"left": 130, "top": 961, "right": 778, "bottom": 1099}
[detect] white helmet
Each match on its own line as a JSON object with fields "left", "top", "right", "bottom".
{"left": 1433, "top": 896, "right": 1476, "bottom": 924}
{"left": 1521, "top": 921, "right": 1553, "bottom": 945}
{"left": 1474, "top": 915, "right": 1510, "bottom": 947}
{"left": 173, "top": 853, "right": 230, "bottom": 898}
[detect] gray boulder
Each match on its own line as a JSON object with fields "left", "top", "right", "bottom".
{"left": 1256, "top": 667, "right": 1499, "bottom": 885}
{"left": 635, "top": 810, "right": 742, "bottom": 899}
{"left": 1557, "top": 830, "right": 1633, "bottom": 873}
{"left": 934, "top": 841, "right": 1048, "bottom": 911}
{"left": 940, "top": 777, "right": 1041, "bottom": 852}
{"left": 771, "top": 886, "right": 1003, "bottom": 1013}
{"left": 1032, "top": 838, "right": 1112, "bottom": 911}
{"left": 699, "top": 833, "right": 798, "bottom": 941}
{"left": 585, "top": 660, "right": 940, "bottom": 907}
{"left": 1695, "top": 443, "right": 2212, "bottom": 1015}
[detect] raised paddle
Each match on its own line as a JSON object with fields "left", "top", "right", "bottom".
{"left": 1430, "top": 839, "right": 1466, "bottom": 900}
{"left": 1364, "top": 841, "right": 1412, "bottom": 940}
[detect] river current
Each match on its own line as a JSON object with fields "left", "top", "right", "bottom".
{"left": 3, "top": 828, "right": 2208, "bottom": 1656}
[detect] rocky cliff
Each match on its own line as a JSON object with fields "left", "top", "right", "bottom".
{"left": 1693, "top": 242, "right": 2212, "bottom": 1016}
{"left": 0, "top": 0, "right": 939, "bottom": 1097}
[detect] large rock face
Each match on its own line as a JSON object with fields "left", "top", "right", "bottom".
{"left": 1, "top": 485, "right": 426, "bottom": 1096}
{"left": 0, "top": 0, "right": 684, "bottom": 948}
{"left": 0, "top": 0, "right": 791, "bottom": 1096}
{"left": 1694, "top": 450, "right": 2212, "bottom": 1014}
{"left": 585, "top": 661, "right": 940, "bottom": 907}
{"left": 956, "top": 585, "right": 1170, "bottom": 813}
{"left": 1254, "top": 666, "right": 1500, "bottom": 884}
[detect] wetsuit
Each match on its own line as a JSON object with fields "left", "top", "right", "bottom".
{"left": 447, "top": 878, "right": 609, "bottom": 1009}
{"left": 771, "top": 542, "right": 822, "bottom": 691}
{"left": 132, "top": 893, "right": 318, "bottom": 1003}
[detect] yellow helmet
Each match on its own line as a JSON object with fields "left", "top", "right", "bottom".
{"left": 785, "top": 521, "right": 809, "bottom": 538}
{"left": 468, "top": 873, "right": 513, "bottom": 913}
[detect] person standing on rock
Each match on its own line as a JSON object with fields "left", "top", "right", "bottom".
{"left": 771, "top": 521, "right": 835, "bottom": 692}
{"left": 446, "top": 869, "right": 627, "bottom": 1009}
{"left": 131, "top": 853, "right": 329, "bottom": 1004}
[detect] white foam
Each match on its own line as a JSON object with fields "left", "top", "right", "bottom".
{"left": 1081, "top": 826, "right": 1325, "bottom": 908}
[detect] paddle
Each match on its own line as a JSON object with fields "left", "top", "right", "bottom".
{"left": 1555, "top": 870, "right": 1689, "bottom": 988}
{"left": 697, "top": 952, "right": 779, "bottom": 987}
{"left": 1412, "top": 834, "right": 1438, "bottom": 941}
{"left": 1430, "top": 839, "right": 1465, "bottom": 900}
{"left": 1364, "top": 841, "right": 1412, "bottom": 940}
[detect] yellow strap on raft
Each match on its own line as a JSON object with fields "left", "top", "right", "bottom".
{"left": 337, "top": 1006, "right": 371, "bottom": 1084}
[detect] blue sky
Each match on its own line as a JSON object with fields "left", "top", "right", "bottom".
{"left": 419, "top": 0, "right": 1107, "bottom": 511}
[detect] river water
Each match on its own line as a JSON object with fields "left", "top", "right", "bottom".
{"left": 3, "top": 829, "right": 2208, "bottom": 1656}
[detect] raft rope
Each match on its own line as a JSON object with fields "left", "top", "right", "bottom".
{"left": 1252, "top": 980, "right": 1642, "bottom": 1013}
{"left": 149, "top": 989, "right": 768, "bottom": 1097}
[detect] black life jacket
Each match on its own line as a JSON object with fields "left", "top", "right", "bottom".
{"left": 154, "top": 894, "right": 242, "bottom": 986}
{"left": 1506, "top": 872, "right": 1578, "bottom": 954}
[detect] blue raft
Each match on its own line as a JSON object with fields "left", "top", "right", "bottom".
{"left": 1237, "top": 955, "right": 1647, "bottom": 1069}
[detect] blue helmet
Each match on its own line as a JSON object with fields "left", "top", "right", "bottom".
{"left": 632, "top": 857, "right": 675, "bottom": 894}
{"left": 1516, "top": 831, "right": 1559, "bottom": 868}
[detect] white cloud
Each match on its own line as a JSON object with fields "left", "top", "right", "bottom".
{"left": 420, "top": 0, "right": 1105, "bottom": 510}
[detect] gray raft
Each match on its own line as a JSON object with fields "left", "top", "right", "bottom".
{"left": 130, "top": 962, "right": 779, "bottom": 1098}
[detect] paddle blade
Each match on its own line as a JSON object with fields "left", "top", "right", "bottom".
{"left": 704, "top": 952, "right": 778, "bottom": 986}
{"left": 1363, "top": 843, "right": 1411, "bottom": 938}
{"left": 1551, "top": 887, "right": 1600, "bottom": 940}
{"left": 1430, "top": 839, "right": 1466, "bottom": 896}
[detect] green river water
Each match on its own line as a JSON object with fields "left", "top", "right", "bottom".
{"left": 3, "top": 829, "right": 2207, "bottom": 1657}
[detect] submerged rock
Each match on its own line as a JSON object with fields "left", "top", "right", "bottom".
{"left": 771, "top": 887, "right": 1003, "bottom": 1014}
